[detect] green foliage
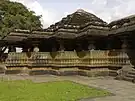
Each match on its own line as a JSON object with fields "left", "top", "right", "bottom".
{"left": 0, "top": 0, "right": 42, "bottom": 37}
{"left": 0, "top": 80, "right": 110, "bottom": 101}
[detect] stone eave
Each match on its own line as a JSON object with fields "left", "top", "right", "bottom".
{"left": 3, "top": 36, "right": 27, "bottom": 42}
{"left": 28, "top": 34, "right": 52, "bottom": 39}
{"left": 32, "top": 31, "right": 54, "bottom": 35}
{"left": 57, "top": 28, "right": 78, "bottom": 33}
{"left": 13, "top": 29, "right": 30, "bottom": 33}
{"left": 78, "top": 26, "right": 109, "bottom": 37}
{"left": 9, "top": 32, "right": 30, "bottom": 37}
{"left": 2, "top": 32, "right": 29, "bottom": 42}
{"left": 109, "top": 24, "right": 135, "bottom": 35}
{"left": 52, "top": 31, "right": 77, "bottom": 39}
{"left": 28, "top": 31, "right": 55, "bottom": 39}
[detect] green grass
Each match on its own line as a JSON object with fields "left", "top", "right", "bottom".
{"left": 0, "top": 80, "right": 110, "bottom": 101}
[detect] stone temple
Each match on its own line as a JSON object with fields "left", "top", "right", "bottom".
{"left": 0, "top": 9, "right": 135, "bottom": 81}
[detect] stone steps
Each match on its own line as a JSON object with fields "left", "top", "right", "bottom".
{"left": 126, "top": 73, "right": 135, "bottom": 78}
{"left": 122, "top": 76, "right": 134, "bottom": 82}
{"left": 128, "top": 70, "right": 135, "bottom": 75}
{"left": 122, "top": 69, "right": 135, "bottom": 83}
{"left": 109, "top": 70, "right": 118, "bottom": 77}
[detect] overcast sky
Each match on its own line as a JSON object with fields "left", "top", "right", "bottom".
{"left": 10, "top": 0, "right": 135, "bottom": 28}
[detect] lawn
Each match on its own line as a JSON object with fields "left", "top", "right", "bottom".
{"left": 0, "top": 80, "right": 110, "bottom": 101}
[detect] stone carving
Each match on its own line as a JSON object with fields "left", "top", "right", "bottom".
{"left": 33, "top": 47, "right": 39, "bottom": 52}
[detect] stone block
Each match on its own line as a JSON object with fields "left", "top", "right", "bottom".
{"left": 5, "top": 70, "right": 21, "bottom": 74}
{"left": 78, "top": 70, "right": 88, "bottom": 76}
{"left": 29, "top": 70, "right": 47, "bottom": 75}
{"left": 109, "top": 70, "right": 118, "bottom": 76}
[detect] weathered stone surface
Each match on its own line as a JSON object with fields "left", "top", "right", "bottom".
{"left": 115, "top": 65, "right": 135, "bottom": 82}
{"left": 5, "top": 70, "right": 21, "bottom": 74}
{"left": 0, "top": 63, "right": 7, "bottom": 73}
{"left": 45, "top": 9, "right": 108, "bottom": 38}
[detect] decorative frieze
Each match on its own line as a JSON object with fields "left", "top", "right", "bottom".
{"left": 3, "top": 50, "right": 131, "bottom": 68}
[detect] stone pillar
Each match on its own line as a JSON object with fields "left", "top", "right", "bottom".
{"left": 121, "top": 38, "right": 128, "bottom": 52}
{"left": 120, "top": 37, "right": 131, "bottom": 67}
{"left": 33, "top": 46, "right": 39, "bottom": 52}
{"left": 76, "top": 43, "right": 83, "bottom": 51}
{"left": 52, "top": 45, "right": 57, "bottom": 52}
{"left": 58, "top": 40, "right": 65, "bottom": 52}
{"left": 23, "top": 46, "right": 33, "bottom": 52}
{"left": 107, "top": 39, "right": 112, "bottom": 50}
{"left": 107, "top": 43, "right": 111, "bottom": 50}
{"left": 8, "top": 46, "right": 16, "bottom": 52}
{"left": 88, "top": 41, "right": 95, "bottom": 51}
{"left": 23, "top": 47, "right": 28, "bottom": 52}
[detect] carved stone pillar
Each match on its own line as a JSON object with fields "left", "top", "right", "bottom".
{"left": 121, "top": 38, "right": 128, "bottom": 52}
{"left": 33, "top": 45, "right": 39, "bottom": 52}
{"left": 88, "top": 41, "right": 95, "bottom": 51}
{"left": 107, "top": 43, "right": 112, "bottom": 50}
{"left": 76, "top": 43, "right": 83, "bottom": 51}
{"left": 23, "top": 47, "right": 28, "bottom": 52}
{"left": 58, "top": 40, "right": 65, "bottom": 52}
{"left": 52, "top": 45, "right": 57, "bottom": 52}
{"left": 8, "top": 46, "right": 16, "bottom": 52}
{"left": 107, "top": 39, "right": 112, "bottom": 50}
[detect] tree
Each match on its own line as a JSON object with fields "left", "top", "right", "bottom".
{"left": 0, "top": 0, "right": 42, "bottom": 37}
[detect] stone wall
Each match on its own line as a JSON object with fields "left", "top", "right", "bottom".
{"left": 2, "top": 50, "right": 132, "bottom": 76}
{"left": 4, "top": 50, "right": 131, "bottom": 67}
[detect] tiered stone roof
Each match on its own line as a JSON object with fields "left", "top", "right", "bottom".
{"left": 46, "top": 9, "right": 107, "bottom": 31}
{"left": 1, "top": 9, "right": 135, "bottom": 42}
{"left": 109, "top": 14, "right": 135, "bottom": 35}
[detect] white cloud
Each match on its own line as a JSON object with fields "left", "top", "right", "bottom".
{"left": 27, "top": 1, "right": 56, "bottom": 28}
{"left": 9, "top": 0, "right": 135, "bottom": 25}
{"left": 10, "top": 0, "right": 56, "bottom": 28}
{"left": 91, "top": 0, "right": 135, "bottom": 22}
{"left": 112, "top": 0, "right": 135, "bottom": 21}
{"left": 92, "top": 0, "right": 107, "bottom": 6}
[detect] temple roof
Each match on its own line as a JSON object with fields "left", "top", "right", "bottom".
{"left": 108, "top": 14, "right": 135, "bottom": 35}
{"left": 44, "top": 9, "right": 109, "bottom": 39}
{"left": 46, "top": 9, "right": 108, "bottom": 32}
{"left": 109, "top": 14, "right": 135, "bottom": 27}
{"left": 1, "top": 9, "right": 135, "bottom": 42}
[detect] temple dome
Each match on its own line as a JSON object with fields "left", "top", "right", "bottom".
{"left": 45, "top": 9, "right": 107, "bottom": 31}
